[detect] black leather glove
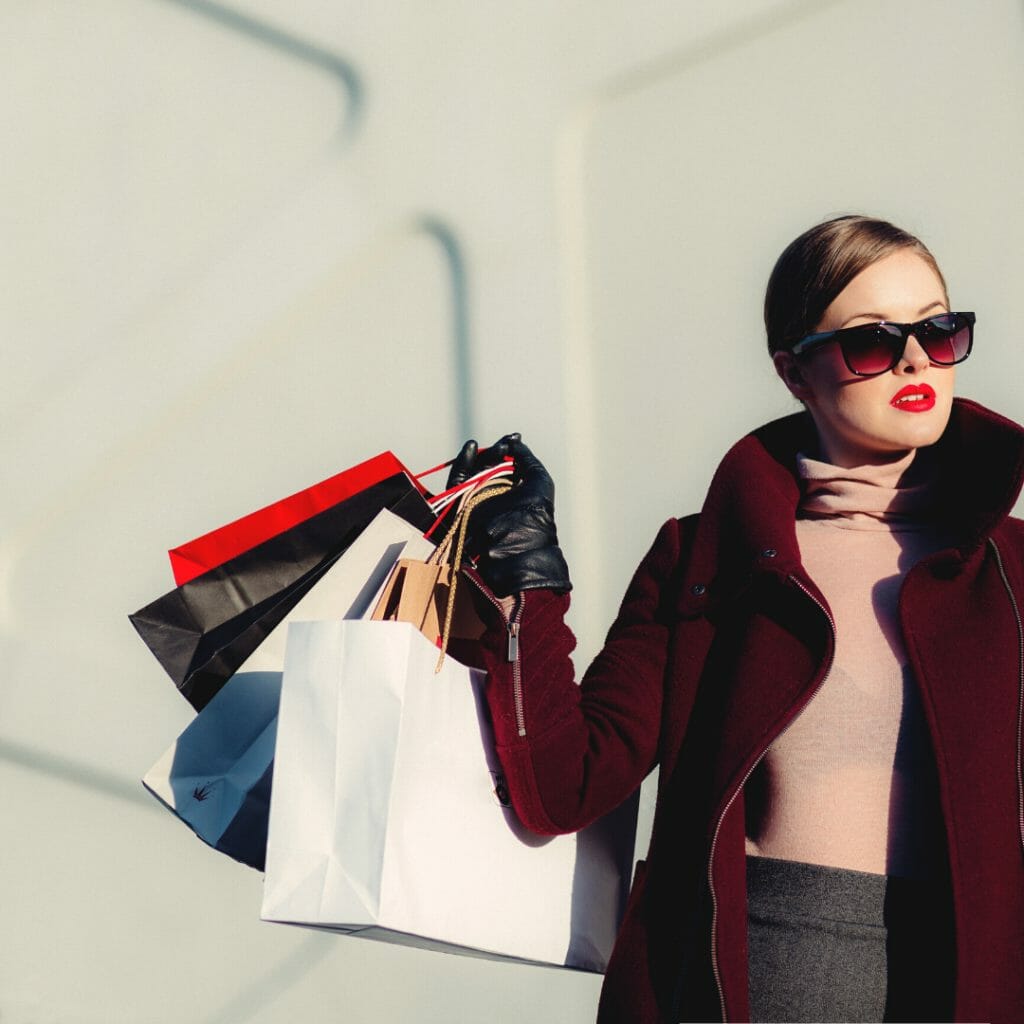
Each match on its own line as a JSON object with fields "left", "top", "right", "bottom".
{"left": 446, "top": 434, "right": 571, "bottom": 597}
{"left": 445, "top": 435, "right": 517, "bottom": 490}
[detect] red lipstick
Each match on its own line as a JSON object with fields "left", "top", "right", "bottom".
{"left": 890, "top": 383, "right": 936, "bottom": 412}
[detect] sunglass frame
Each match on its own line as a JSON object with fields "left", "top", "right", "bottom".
{"left": 788, "top": 311, "right": 975, "bottom": 377}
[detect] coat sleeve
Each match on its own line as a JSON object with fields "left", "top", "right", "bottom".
{"left": 470, "top": 516, "right": 691, "bottom": 836}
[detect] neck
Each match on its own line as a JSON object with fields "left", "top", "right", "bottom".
{"left": 815, "top": 439, "right": 918, "bottom": 473}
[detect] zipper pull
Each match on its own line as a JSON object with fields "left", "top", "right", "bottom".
{"left": 507, "top": 621, "right": 520, "bottom": 662}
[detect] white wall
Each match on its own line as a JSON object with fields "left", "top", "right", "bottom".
{"left": 4, "top": 1, "right": 1023, "bottom": 1020}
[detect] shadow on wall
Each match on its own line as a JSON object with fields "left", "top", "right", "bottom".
{"left": 153, "top": 2, "right": 478, "bottom": 446}
{"left": 157, "top": 0, "right": 364, "bottom": 141}
{"left": 416, "top": 216, "right": 475, "bottom": 442}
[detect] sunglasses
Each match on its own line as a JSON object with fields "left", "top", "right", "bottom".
{"left": 789, "top": 311, "right": 975, "bottom": 377}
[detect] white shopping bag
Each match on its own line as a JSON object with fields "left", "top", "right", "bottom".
{"left": 262, "top": 619, "right": 637, "bottom": 971}
{"left": 143, "top": 509, "right": 434, "bottom": 868}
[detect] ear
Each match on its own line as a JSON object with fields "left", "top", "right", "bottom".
{"left": 773, "top": 350, "right": 813, "bottom": 401}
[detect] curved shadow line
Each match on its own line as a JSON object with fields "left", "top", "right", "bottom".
{"left": 415, "top": 217, "right": 475, "bottom": 442}
{"left": 586, "top": 0, "right": 851, "bottom": 109}
{"left": 0, "top": 735, "right": 157, "bottom": 809}
{"left": 156, "top": 0, "right": 363, "bottom": 140}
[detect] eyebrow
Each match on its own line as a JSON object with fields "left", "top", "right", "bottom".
{"left": 838, "top": 300, "right": 947, "bottom": 328}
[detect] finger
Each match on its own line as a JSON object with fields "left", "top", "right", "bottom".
{"left": 445, "top": 433, "right": 517, "bottom": 492}
{"left": 506, "top": 439, "right": 554, "bottom": 496}
{"left": 446, "top": 439, "right": 478, "bottom": 488}
{"left": 476, "top": 433, "right": 519, "bottom": 466}
{"left": 469, "top": 442, "right": 554, "bottom": 524}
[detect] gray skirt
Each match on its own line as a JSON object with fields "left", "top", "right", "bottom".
{"left": 746, "top": 856, "right": 954, "bottom": 1023}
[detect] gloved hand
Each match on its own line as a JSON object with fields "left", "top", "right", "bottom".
{"left": 445, "top": 434, "right": 517, "bottom": 490}
{"left": 446, "top": 433, "right": 572, "bottom": 597}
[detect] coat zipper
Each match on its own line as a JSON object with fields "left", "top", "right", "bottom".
{"left": 509, "top": 615, "right": 525, "bottom": 737}
{"left": 465, "top": 573, "right": 527, "bottom": 737}
{"left": 706, "top": 574, "right": 836, "bottom": 1023}
{"left": 986, "top": 538, "right": 1024, "bottom": 857}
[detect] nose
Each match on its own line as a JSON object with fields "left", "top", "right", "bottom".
{"left": 897, "top": 334, "right": 930, "bottom": 373}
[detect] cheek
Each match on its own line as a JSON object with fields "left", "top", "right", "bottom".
{"left": 815, "top": 363, "right": 912, "bottom": 430}
{"left": 831, "top": 380, "right": 892, "bottom": 424}
{"left": 811, "top": 346, "right": 854, "bottom": 382}
{"left": 799, "top": 350, "right": 856, "bottom": 404}
{"left": 932, "top": 369, "right": 957, "bottom": 421}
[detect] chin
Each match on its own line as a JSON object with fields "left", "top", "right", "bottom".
{"left": 833, "top": 415, "right": 950, "bottom": 466}
{"left": 816, "top": 395, "right": 956, "bottom": 465}
{"left": 880, "top": 413, "right": 951, "bottom": 454}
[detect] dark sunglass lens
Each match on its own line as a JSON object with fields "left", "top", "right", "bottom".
{"left": 842, "top": 326, "right": 899, "bottom": 374}
{"left": 918, "top": 315, "right": 972, "bottom": 365}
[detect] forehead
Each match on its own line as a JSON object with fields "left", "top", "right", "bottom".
{"left": 822, "top": 250, "right": 948, "bottom": 328}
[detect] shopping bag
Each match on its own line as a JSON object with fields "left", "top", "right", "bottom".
{"left": 130, "top": 472, "right": 434, "bottom": 710}
{"left": 133, "top": 473, "right": 433, "bottom": 705}
{"left": 143, "top": 669, "right": 279, "bottom": 869}
{"left": 236, "top": 509, "right": 434, "bottom": 672}
{"left": 371, "top": 477, "right": 511, "bottom": 658}
{"left": 142, "top": 509, "right": 435, "bottom": 868}
{"left": 371, "top": 559, "right": 483, "bottom": 648}
{"left": 261, "top": 620, "right": 637, "bottom": 971}
{"left": 168, "top": 452, "right": 418, "bottom": 585}
{"left": 167, "top": 452, "right": 511, "bottom": 586}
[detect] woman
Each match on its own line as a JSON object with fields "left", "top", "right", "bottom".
{"left": 452, "top": 216, "right": 1024, "bottom": 1023}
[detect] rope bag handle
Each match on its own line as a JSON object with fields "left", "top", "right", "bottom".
{"left": 433, "top": 478, "right": 512, "bottom": 672}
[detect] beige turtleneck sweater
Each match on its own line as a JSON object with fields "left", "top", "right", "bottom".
{"left": 744, "top": 450, "right": 949, "bottom": 879}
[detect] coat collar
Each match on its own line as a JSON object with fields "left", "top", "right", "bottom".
{"left": 678, "top": 398, "right": 1024, "bottom": 616}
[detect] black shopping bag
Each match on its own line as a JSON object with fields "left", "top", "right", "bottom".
{"left": 130, "top": 473, "right": 434, "bottom": 710}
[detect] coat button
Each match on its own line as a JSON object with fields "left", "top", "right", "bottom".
{"left": 761, "top": 548, "right": 777, "bottom": 558}
{"left": 690, "top": 583, "right": 706, "bottom": 596}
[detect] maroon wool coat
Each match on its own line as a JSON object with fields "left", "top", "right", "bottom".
{"left": 471, "top": 398, "right": 1024, "bottom": 1024}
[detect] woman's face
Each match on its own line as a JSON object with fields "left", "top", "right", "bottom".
{"left": 773, "top": 248, "right": 955, "bottom": 468}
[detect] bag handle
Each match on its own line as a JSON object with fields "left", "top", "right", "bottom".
{"left": 421, "top": 457, "right": 514, "bottom": 515}
{"left": 423, "top": 461, "right": 514, "bottom": 540}
{"left": 427, "top": 484, "right": 475, "bottom": 561}
{"left": 433, "top": 478, "right": 512, "bottom": 672}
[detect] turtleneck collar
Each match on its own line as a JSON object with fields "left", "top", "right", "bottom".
{"left": 676, "top": 399, "right": 1024, "bottom": 617}
{"left": 797, "top": 448, "right": 938, "bottom": 530}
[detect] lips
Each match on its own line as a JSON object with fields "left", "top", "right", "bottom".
{"left": 890, "top": 383, "right": 936, "bottom": 412}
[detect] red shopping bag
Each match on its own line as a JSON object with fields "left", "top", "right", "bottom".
{"left": 168, "top": 452, "right": 421, "bottom": 585}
